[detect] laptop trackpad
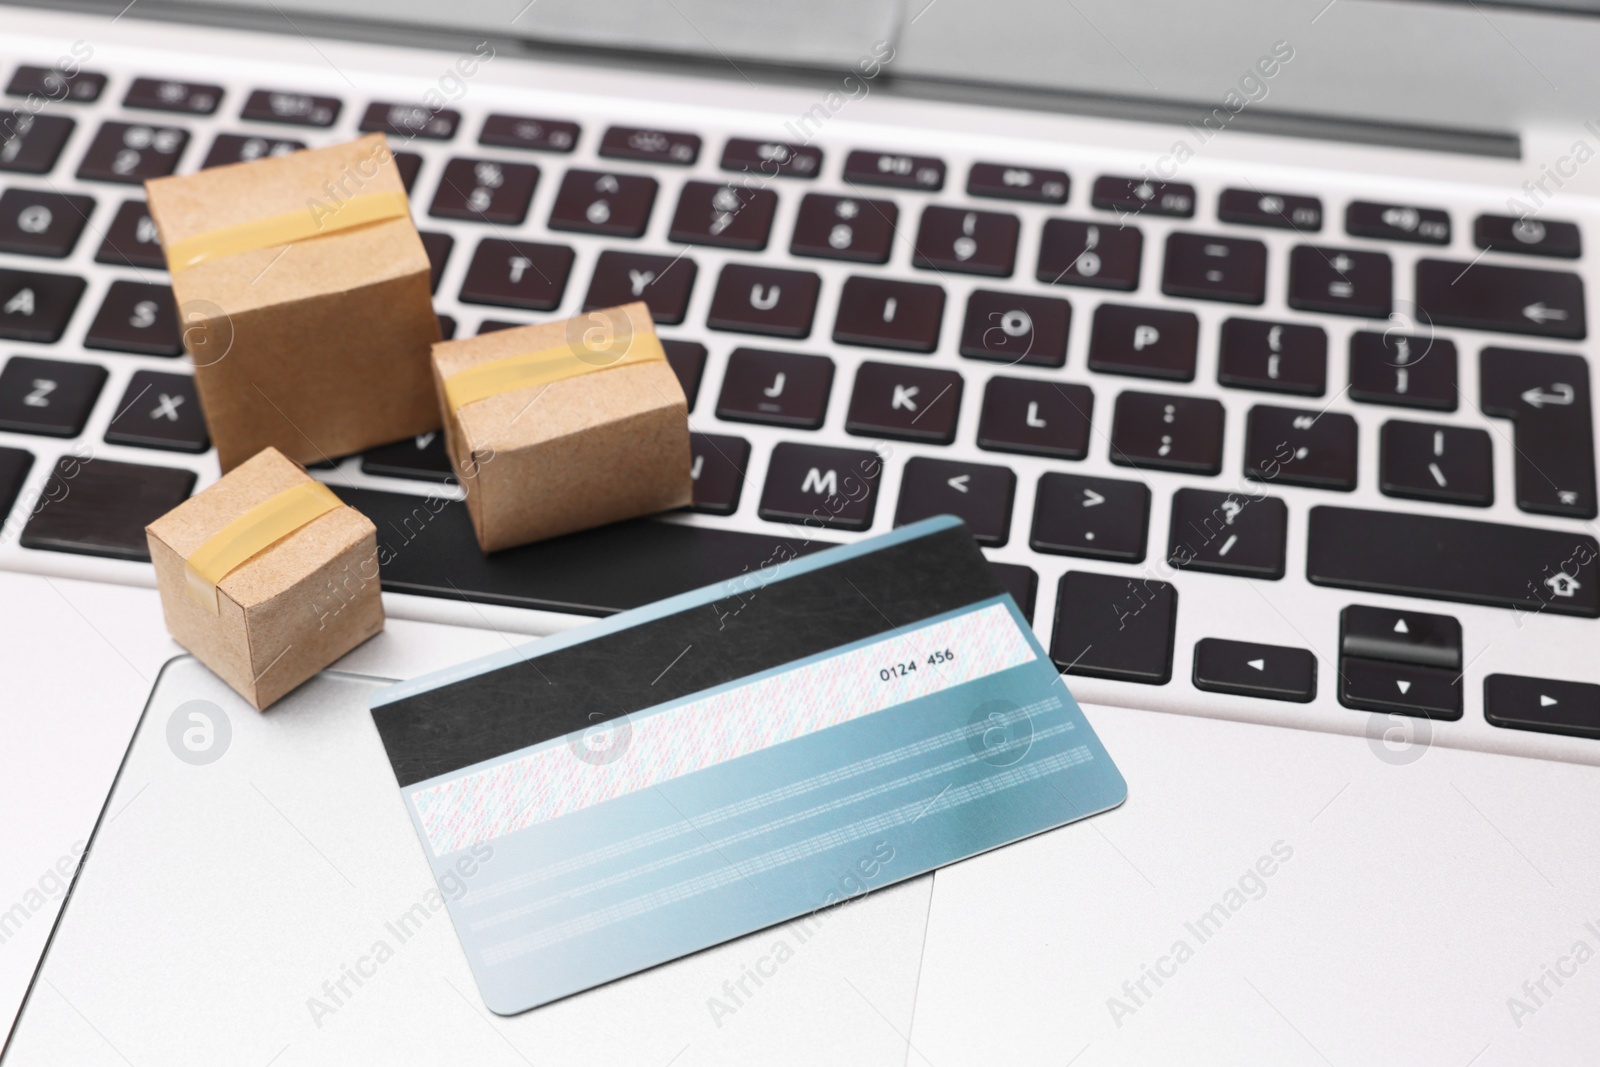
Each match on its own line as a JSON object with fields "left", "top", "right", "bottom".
{"left": 9, "top": 658, "right": 931, "bottom": 1066}
{"left": 910, "top": 706, "right": 1600, "bottom": 1063}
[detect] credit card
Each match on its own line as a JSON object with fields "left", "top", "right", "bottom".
{"left": 370, "top": 516, "right": 1127, "bottom": 1013}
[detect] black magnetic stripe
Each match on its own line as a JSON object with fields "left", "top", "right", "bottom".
{"left": 373, "top": 523, "right": 1005, "bottom": 786}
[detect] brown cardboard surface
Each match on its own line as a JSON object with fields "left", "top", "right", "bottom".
{"left": 431, "top": 302, "right": 692, "bottom": 552}
{"left": 146, "top": 448, "right": 383, "bottom": 710}
{"left": 145, "top": 134, "right": 440, "bottom": 471}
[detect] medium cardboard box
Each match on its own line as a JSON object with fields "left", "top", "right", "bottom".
{"left": 432, "top": 302, "right": 692, "bottom": 552}
{"left": 145, "top": 133, "right": 441, "bottom": 472}
{"left": 146, "top": 448, "right": 383, "bottom": 710}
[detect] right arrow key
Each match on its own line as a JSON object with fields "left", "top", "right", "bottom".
{"left": 1415, "top": 258, "right": 1586, "bottom": 340}
{"left": 1484, "top": 674, "right": 1600, "bottom": 739}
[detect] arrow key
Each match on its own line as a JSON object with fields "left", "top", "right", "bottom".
{"left": 1339, "top": 656, "right": 1462, "bottom": 720}
{"left": 1194, "top": 639, "right": 1316, "bottom": 702}
{"left": 844, "top": 361, "right": 963, "bottom": 444}
{"left": 894, "top": 457, "right": 1016, "bottom": 545}
{"left": 1484, "top": 674, "right": 1600, "bottom": 739}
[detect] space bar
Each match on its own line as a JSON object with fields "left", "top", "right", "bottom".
{"left": 1306, "top": 506, "right": 1599, "bottom": 618}
{"left": 334, "top": 487, "right": 830, "bottom": 617}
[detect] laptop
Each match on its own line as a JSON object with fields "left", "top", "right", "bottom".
{"left": 3, "top": 0, "right": 1599, "bottom": 1062}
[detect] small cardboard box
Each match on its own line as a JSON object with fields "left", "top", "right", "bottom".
{"left": 145, "top": 134, "right": 441, "bottom": 472}
{"left": 146, "top": 448, "right": 383, "bottom": 710}
{"left": 432, "top": 302, "right": 692, "bottom": 552}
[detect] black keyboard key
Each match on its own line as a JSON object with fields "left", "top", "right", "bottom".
{"left": 966, "top": 162, "right": 1068, "bottom": 204}
{"left": 1340, "top": 605, "right": 1461, "bottom": 670}
{"left": 360, "top": 432, "right": 455, "bottom": 483}
{"left": 1415, "top": 258, "right": 1585, "bottom": 340}
{"left": 1168, "top": 487, "right": 1287, "bottom": 579}
{"left": 457, "top": 238, "right": 573, "bottom": 311}
{"left": 1161, "top": 233, "right": 1267, "bottom": 304}
{"left": 77, "top": 122, "right": 189, "bottom": 184}
{"left": 668, "top": 181, "right": 778, "bottom": 250}
{"left": 477, "top": 319, "right": 525, "bottom": 335}
{"left": 790, "top": 193, "right": 897, "bottom": 263}
{"left": 720, "top": 138, "right": 821, "bottom": 178}
{"left": 0, "top": 268, "right": 86, "bottom": 343}
{"left": 1307, "top": 505, "right": 1600, "bottom": 617}
{"left": 1474, "top": 214, "right": 1580, "bottom": 259}
{"left": 392, "top": 151, "right": 422, "bottom": 194}
{"left": 0, "top": 189, "right": 94, "bottom": 258}
{"left": 1379, "top": 421, "right": 1492, "bottom": 507}
{"left": 1031, "top": 473, "right": 1149, "bottom": 562}
{"left": 1051, "top": 570, "right": 1177, "bottom": 684}
{"left": 437, "top": 314, "right": 457, "bottom": 340}
{"left": 338, "top": 486, "right": 829, "bottom": 615}
{"left": 241, "top": 89, "right": 340, "bottom": 128}
{"left": 1484, "top": 675, "right": 1600, "bottom": 739}
{"left": 707, "top": 264, "right": 820, "bottom": 339}
{"left": 1480, "top": 346, "right": 1596, "bottom": 518}
{"left": 895, "top": 457, "right": 1015, "bottom": 546}
{"left": 19, "top": 456, "right": 195, "bottom": 562}
{"left": 977, "top": 377, "right": 1092, "bottom": 460}
{"left": 479, "top": 113, "right": 578, "bottom": 152}
{"left": 600, "top": 126, "right": 700, "bottom": 165}
{"left": 1338, "top": 657, "right": 1462, "bottom": 720}
{"left": 104, "top": 370, "right": 208, "bottom": 452}
{"left": 842, "top": 150, "right": 944, "bottom": 191}
{"left": 0, "top": 356, "right": 105, "bottom": 437}
{"left": 1088, "top": 305, "right": 1198, "bottom": 381}
{"left": 1217, "top": 188, "right": 1322, "bottom": 231}
{"left": 1111, "top": 391, "right": 1224, "bottom": 475}
{"left": 991, "top": 563, "right": 1038, "bottom": 622}
{"left": 418, "top": 231, "right": 453, "bottom": 294}
{"left": 758, "top": 442, "right": 881, "bottom": 530}
{"left": 1193, "top": 639, "right": 1316, "bottom": 703}
{"left": 1346, "top": 200, "right": 1450, "bottom": 244}
{"left": 95, "top": 200, "right": 164, "bottom": 268}
{"left": 663, "top": 340, "right": 707, "bottom": 411}
{"left": 84, "top": 281, "right": 181, "bottom": 356}
{"left": 716, "top": 348, "right": 834, "bottom": 429}
{"left": 1092, "top": 176, "right": 1195, "bottom": 218}
{"left": 911, "top": 206, "right": 1019, "bottom": 276}
{"left": 0, "top": 113, "right": 75, "bottom": 174}
{"left": 0, "top": 445, "right": 31, "bottom": 520}
{"left": 584, "top": 251, "right": 697, "bottom": 325}
{"left": 833, "top": 276, "right": 943, "bottom": 352}
{"left": 1287, "top": 245, "right": 1392, "bottom": 318}
{"left": 1036, "top": 219, "right": 1141, "bottom": 291}
{"left": 429, "top": 157, "right": 539, "bottom": 225}
{"left": 125, "top": 78, "right": 221, "bottom": 115}
{"left": 360, "top": 102, "right": 459, "bottom": 141}
{"left": 689, "top": 433, "right": 751, "bottom": 515}
{"left": 845, "top": 362, "right": 963, "bottom": 444}
{"left": 1348, "top": 331, "right": 1457, "bottom": 411}
{"left": 548, "top": 169, "right": 658, "bottom": 238}
{"left": 1218, "top": 319, "right": 1326, "bottom": 396}
{"left": 959, "top": 290, "right": 1070, "bottom": 368}
{"left": 1243, "top": 405, "right": 1357, "bottom": 490}
{"left": 201, "top": 133, "right": 302, "bottom": 168}
{"left": 7, "top": 65, "right": 104, "bottom": 103}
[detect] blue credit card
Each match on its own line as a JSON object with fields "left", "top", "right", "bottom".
{"left": 370, "top": 516, "right": 1126, "bottom": 1013}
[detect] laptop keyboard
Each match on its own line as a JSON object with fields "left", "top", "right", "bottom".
{"left": 3, "top": 36, "right": 1599, "bottom": 760}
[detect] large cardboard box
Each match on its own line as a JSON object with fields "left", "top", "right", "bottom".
{"left": 146, "top": 448, "right": 383, "bottom": 710}
{"left": 431, "top": 302, "right": 692, "bottom": 552}
{"left": 145, "top": 134, "right": 440, "bottom": 471}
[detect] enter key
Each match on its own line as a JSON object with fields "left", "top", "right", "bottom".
{"left": 1480, "top": 346, "right": 1596, "bottom": 518}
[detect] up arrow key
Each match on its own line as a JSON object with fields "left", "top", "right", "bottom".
{"left": 947, "top": 474, "right": 970, "bottom": 493}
